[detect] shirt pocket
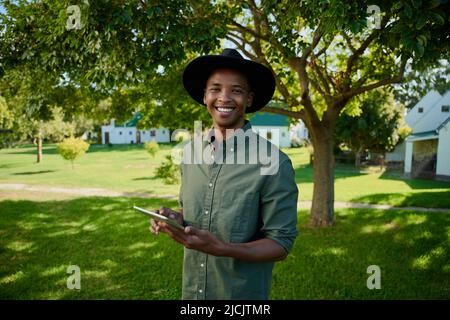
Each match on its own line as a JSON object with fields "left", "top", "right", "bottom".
{"left": 218, "top": 190, "right": 260, "bottom": 243}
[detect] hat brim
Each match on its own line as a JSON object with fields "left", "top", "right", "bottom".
{"left": 182, "top": 55, "right": 275, "bottom": 113}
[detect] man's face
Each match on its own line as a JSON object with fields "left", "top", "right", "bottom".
{"left": 203, "top": 68, "right": 254, "bottom": 130}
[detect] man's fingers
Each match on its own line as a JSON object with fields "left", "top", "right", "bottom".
{"left": 149, "top": 219, "right": 160, "bottom": 234}
{"left": 185, "top": 226, "right": 200, "bottom": 236}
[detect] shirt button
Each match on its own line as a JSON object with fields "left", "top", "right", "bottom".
{"left": 230, "top": 148, "right": 234, "bottom": 152}
{"left": 199, "top": 289, "right": 203, "bottom": 293}
{"left": 204, "top": 210, "right": 209, "bottom": 215}
{"left": 209, "top": 183, "right": 213, "bottom": 187}
{"left": 200, "top": 263, "right": 204, "bottom": 267}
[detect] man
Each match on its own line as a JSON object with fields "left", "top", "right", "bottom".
{"left": 150, "top": 48, "right": 298, "bottom": 300}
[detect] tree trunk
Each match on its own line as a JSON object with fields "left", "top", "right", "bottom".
{"left": 355, "top": 151, "right": 361, "bottom": 167}
{"left": 309, "top": 128, "right": 335, "bottom": 227}
{"left": 36, "top": 129, "right": 43, "bottom": 163}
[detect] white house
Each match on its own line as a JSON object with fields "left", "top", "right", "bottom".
{"left": 402, "top": 90, "right": 450, "bottom": 180}
{"left": 101, "top": 113, "right": 170, "bottom": 145}
{"left": 290, "top": 120, "right": 309, "bottom": 142}
{"left": 249, "top": 112, "right": 291, "bottom": 148}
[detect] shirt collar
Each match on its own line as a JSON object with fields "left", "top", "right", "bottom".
{"left": 206, "top": 120, "right": 253, "bottom": 145}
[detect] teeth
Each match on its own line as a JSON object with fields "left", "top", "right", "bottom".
{"left": 216, "top": 107, "right": 234, "bottom": 113}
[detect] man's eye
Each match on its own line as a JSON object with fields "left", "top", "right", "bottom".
{"left": 233, "top": 89, "right": 243, "bottom": 94}
{"left": 209, "top": 88, "right": 220, "bottom": 92}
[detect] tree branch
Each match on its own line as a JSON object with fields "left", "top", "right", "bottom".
{"left": 345, "top": 14, "right": 390, "bottom": 77}
{"left": 289, "top": 57, "right": 321, "bottom": 126}
{"left": 261, "top": 105, "right": 305, "bottom": 121}
{"left": 342, "top": 58, "right": 408, "bottom": 99}
{"left": 342, "top": 32, "right": 356, "bottom": 53}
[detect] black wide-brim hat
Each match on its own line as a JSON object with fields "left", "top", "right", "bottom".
{"left": 182, "top": 48, "right": 275, "bottom": 113}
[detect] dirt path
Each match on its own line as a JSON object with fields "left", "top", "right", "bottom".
{"left": 1, "top": 183, "right": 449, "bottom": 213}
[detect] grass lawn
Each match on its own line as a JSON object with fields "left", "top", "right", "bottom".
{"left": 0, "top": 196, "right": 448, "bottom": 299}
{"left": 1, "top": 144, "right": 450, "bottom": 208}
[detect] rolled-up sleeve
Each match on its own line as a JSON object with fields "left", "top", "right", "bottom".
{"left": 260, "top": 157, "right": 299, "bottom": 253}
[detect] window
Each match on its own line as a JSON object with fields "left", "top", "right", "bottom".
{"left": 119, "top": 131, "right": 122, "bottom": 135}
{"left": 150, "top": 130, "right": 156, "bottom": 137}
{"left": 162, "top": 130, "right": 166, "bottom": 134}
{"left": 267, "top": 131, "right": 272, "bottom": 140}
{"left": 142, "top": 131, "right": 145, "bottom": 134}
{"left": 281, "top": 132, "right": 286, "bottom": 137}
{"left": 442, "top": 105, "right": 449, "bottom": 112}
{"left": 129, "top": 131, "right": 132, "bottom": 135}
{"left": 418, "top": 107, "right": 424, "bottom": 113}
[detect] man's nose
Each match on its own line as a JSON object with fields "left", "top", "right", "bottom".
{"left": 218, "top": 90, "right": 232, "bottom": 102}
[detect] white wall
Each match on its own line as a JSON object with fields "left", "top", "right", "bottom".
{"left": 101, "top": 125, "right": 170, "bottom": 144}
{"left": 436, "top": 121, "right": 450, "bottom": 177}
{"left": 386, "top": 141, "right": 405, "bottom": 162}
{"left": 253, "top": 126, "right": 291, "bottom": 148}
{"left": 140, "top": 128, "right": 170, "bottom": 143}
{"left": 405, "top": 90, "right": 442, "bottom": 129}
{"left": 409, "top": 91, "right": 450, "bottom": 133}
{"left": 290, "top": 120, "right": 309, "bottom": 140}
{"left": 404, "top": 141, "right": 413, "bottom": 174}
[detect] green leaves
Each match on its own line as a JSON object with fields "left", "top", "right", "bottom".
{"left": 57, "top": 137, "right": 90, "bottom": 169}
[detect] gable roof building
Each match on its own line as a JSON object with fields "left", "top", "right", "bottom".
{"left": 101, "top": 113, "right": 170, "bottom": 145}
{"left": 249, "top": 112, "right": 291, "bottom": 148}
{"left": 403, "top": 90, "right": 450, "bottom": 180}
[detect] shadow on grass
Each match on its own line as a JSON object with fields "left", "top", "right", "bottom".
{"left": 3, "top": 146, "right": 59, "bottom": 155}
{"left": 0, "top": 196, "right": 183, "bottom": 300}
{"left": 352, "top": 191, "right": 450, "bottom": 209}
{"left": 1, "top": 196, "right": 449, "bottom": 299}
{"left": 272, "top": 208, "right": 450, "bottom": 299}
{"left": 293, "top": 162, "right": 450, "bottom": 192}
{"left": 85, "top": 143, "right": 177, "bottom": 154}
{"left": 379, "top": 171, "right": 450, "bottom": 190}
{"left": 132, "top": 177, "right": 159, "bottom": 181}
{"left": 13, "top": 170, "right": 56, "bottom": 175}
{"left": 293, "top": 163, "right": 369, "bottom": 184}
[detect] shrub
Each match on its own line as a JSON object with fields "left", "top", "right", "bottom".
{"left": 144, "top": 140, "right": 159, "bottom": 158}
{"left": 155, "top": 155, "right": 179, "bottom": 184}
{"left": 57, "top": 137, "right": 90, "bottom": 169}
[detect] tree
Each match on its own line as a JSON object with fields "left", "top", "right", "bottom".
{"left": 2, "top": 1, "right": 449, "bottom": 226}
{"left": 57, "top": 137, "right": 90, "bottom": 169}
{"left": 144, "top": 140, "right": 160, "bottom": 158}
{"left": 218, "top": 0, "right": 449, "bottom": 226}
{"left": 335, "top": 89, "right": 405, "bottom": 166}
{"left": 394, "top": 59, "right": 450, "bottom": 109}
{"left": 0, "top": 68, "right": 96, "bottom": 156}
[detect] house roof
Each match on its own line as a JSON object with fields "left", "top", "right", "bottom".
{"left": 249, "top": 112, "right": 289, "bottom": 127}
{"left": 437, "top": 116, "right": 450, "bottom": 131}
{"left": 407, "top": 90, "right": 450, "bottom": 133}
{"left": 115, "top": 112, "right": 142, "bottom": 127}
{"left": 406, "top": 130, "right": 439, "bottom": 142}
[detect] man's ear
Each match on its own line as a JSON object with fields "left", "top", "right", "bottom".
{"left": 203, "top": 89, "right": 207, "bottom": 105}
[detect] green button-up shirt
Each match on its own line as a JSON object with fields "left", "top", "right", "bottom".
{"left": 179, "top": 121, "right": 298, "bottom": 300}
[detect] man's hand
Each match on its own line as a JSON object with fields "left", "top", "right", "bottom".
{"left": 149, "top": 207, "right": 287, "bottom": 262}
{"left": 149, "top": 207, "right": 183, "bottom": 235}
{"left": 149, "top": 207, "right": 225, "bottom": 255}
{"left": 165, "top": 226, "right": 226, "bottom": 256}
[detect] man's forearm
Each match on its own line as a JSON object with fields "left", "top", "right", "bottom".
{"left": 218, "top": 238, "right": 288, "bottom": 262}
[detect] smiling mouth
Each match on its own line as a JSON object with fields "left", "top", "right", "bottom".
{"left": 214, "top": 106, "right": 235, "bottom": 114}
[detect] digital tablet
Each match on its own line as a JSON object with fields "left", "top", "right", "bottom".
{"left": 133, "top": 205, "right": 184, "bottom": 230}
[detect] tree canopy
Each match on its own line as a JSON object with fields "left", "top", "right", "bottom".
{"left": 335, "top": 88, "right": 406, "bottom": 166}
{"left": 1, "top": 0, "right": 449, "bottom": 225}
